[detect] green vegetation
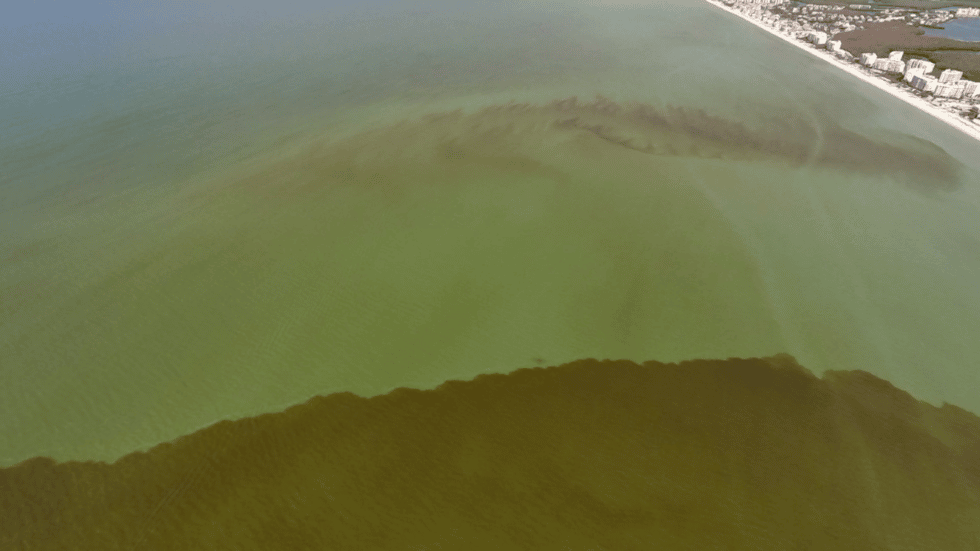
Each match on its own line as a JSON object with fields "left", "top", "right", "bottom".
{"left": 798, "top": 0, "right": 977, "bottom": 9}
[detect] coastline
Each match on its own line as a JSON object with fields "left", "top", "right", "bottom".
{"left": 703, "top": 0, "right": 980, "bottom": 146}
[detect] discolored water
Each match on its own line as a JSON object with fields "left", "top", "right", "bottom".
{"left": 2, "top": 0, "right": 980, "bottom": 466}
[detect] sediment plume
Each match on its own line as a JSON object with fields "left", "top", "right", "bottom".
{"left": 188, "top": 96, "right": 967, "bottom": 211}
{"left": 333, "top": 96, "right": 954, "bottom": 182}
{"left": 3, "top": 354, "right": 979, "bottom": 550}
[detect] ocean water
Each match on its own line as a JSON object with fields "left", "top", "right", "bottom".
{"left": 2, "top": 0, "right": 980, "bottom": 466}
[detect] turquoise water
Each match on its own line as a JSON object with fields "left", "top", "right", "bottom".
{"left": 3, "top": 0, "right": 980, "bottom": 466}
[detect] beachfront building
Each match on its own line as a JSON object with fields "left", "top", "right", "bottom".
{"left": 934, "top": 82, "right": 965, "bottom": 99}
{"left": 827, "top": 40, "right": 842, "bottom": 52}
{"left": 911, "top": 74, "right": 939, "bottom": 93}
{"left": 904, "top": 67, "right": 925, "bottom": 83}
{"left": 907, "top": 59, "right": 935, "bottom": 74}
{"left": 808, "top": 31, "right": 828, "bottom": 45}
{"left": 955, "top": 7, "right": 980, "bottom": 17}
{"left": 861, "top": 52, "right": 877, "bottom": 67}
{"left": 963, "top": 80, "right": 980, "bottom": 98}
{"left": 873, "top": 58, "right": 906, "bottom": 73}
{"left": 887, "top": 51, "right": 904, "bottom": 62}
{"left": 940, "top": 69, "right": 963, "bottom": 84}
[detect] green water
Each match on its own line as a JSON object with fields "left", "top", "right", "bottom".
{"left": 2, "top": 0, "right": 980, "bottom": 465}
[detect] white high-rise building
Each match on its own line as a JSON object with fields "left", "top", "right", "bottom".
{"left": 906, "top": 59, "right": 935, "bottom": 73}
{"left": 827, "top": 40, "right": 842, "bottom": 52}
{"left": 888, "top": 51, "right": 904, "bottom": 61}
{"left": 962, "top": 80, "right": 980, "bottom": 98}
{"left": 904, "top": 67, "right": 925, "bottom": 83}
{"left": 940, "top": 69, "right": 963, "bottom": 83}
{"left": 810, "top": 32, "right": 828, "bottom": 45}
{"left": 911, "top": 75, "right": 939, "bottom": 93}
{"left": 860, "top": 52, "right": 877, "bottom": 67}
{"left": 934, "top": 82, "right": 965, "bottom": 99}
{"left": 874, "top": 59, "right": 905, "bottom": 73}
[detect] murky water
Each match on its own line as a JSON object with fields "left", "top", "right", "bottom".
{"left": 2, "top": 0, "right": 980, "bottom": 466}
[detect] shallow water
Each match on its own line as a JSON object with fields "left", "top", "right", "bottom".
{"left": 924, "top": 16, "right": 980, "bottom": 42}
{"left": 2, "top": 0, "right": 980, "bottom": 466}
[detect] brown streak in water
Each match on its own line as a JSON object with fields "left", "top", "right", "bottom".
{"left": 183, "top": 95, "right": 965, "bottom": 211}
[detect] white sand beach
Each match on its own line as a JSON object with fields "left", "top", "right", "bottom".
{"left": 705, "top": 0, "right": 980, "bottom": 145}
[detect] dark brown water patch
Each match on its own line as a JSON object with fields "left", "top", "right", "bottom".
{"left": 3, "top": 354, "right": 979, "bottom": 550}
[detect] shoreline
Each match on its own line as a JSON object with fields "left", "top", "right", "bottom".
{"left": 703, "top": 0, "right": 980, "bottom": 146}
